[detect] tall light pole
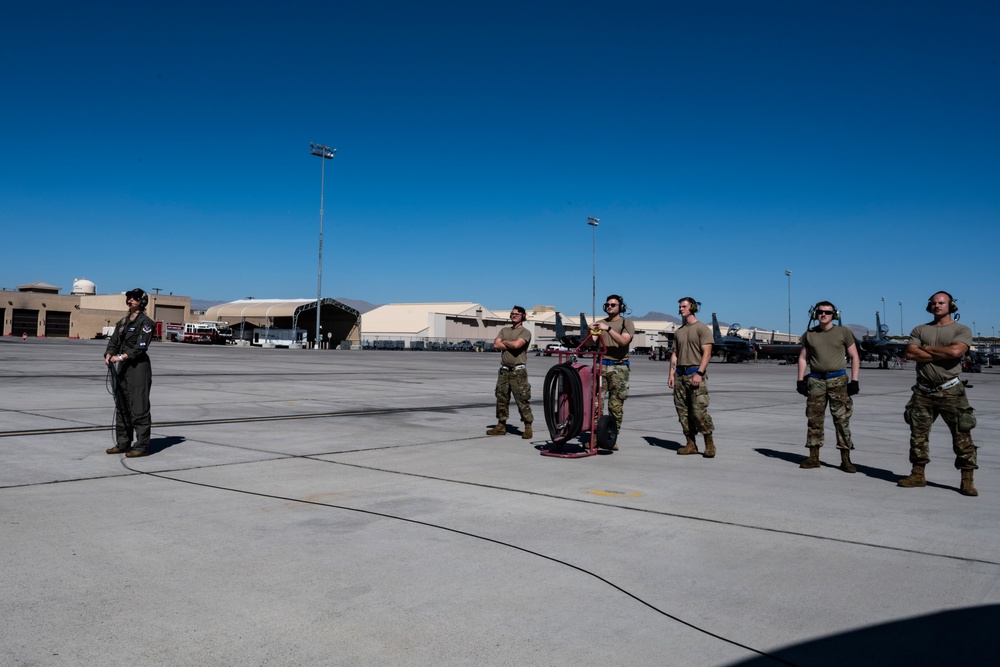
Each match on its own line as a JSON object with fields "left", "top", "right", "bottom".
{"left": 881, "top": 296, "right": 885, "bottom": 324}
{"left": 785, "top": 270, "right": 792, "bottom": 343}
{"left": 588, "top": 217, "right": 599, "bottom": 321}
{"left": 898, "top": 300, "right": 903, "bottom": 336}
{"left": 310, "top": 142, "right": 336, "bottom": 350}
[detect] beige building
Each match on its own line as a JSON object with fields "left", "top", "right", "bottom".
{"left": 1, "top": 280, "right": 191, "bottom": 339}
{"left": 360, "top": 302, "right": 679, "bottom": 351}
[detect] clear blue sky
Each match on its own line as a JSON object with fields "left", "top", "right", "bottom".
{"left": 2, "top": 1, "right": 997, "bottom": 336}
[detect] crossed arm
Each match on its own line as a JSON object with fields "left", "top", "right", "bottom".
{"left": 906, "top": 341, "right": 969, "bottom": 363}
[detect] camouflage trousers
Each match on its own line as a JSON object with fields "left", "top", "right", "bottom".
{"left": 805, "top": 374, "right": 853, "bottom": 449}
{"left": 495, "top": 367, "right": 533, "bottom": 423}
{"left": 904, "top": 382, "right": 977, "bottom": 470}
{"left": 601, "top": 364, "right": 630, "bottom": 429}
{"left": 673, "top": 373, "right": 714, "bottom": 437}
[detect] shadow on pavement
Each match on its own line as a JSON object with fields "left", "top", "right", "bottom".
{"left": 144, "top": 435, "right": 186, "bottom": 456}
{"left": 724, "top": 604, "right": 1000, "bottom": 667}
{"left": 644, "top": 436, "right": 682, "bottom": 452}
{"left": 754, "top": 447, "right": 958, "bottom": 490}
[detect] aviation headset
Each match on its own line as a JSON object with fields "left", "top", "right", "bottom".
{"left": 511, "top": 305, "right": 527, "bottom": 319}
{"left": 125, "top": 288, "right": 149, "bottom": 310}
{"left": 604, "top": 294, "right": 627, "bottom": 315}
{"left": 678, "top": 297, "right": 699, "bottom": 314}
{"left": 926, "top": 291, "right": 958, "bottom": 314}
{"left": 808, "top": 301, "right": 841, "bottom": 321}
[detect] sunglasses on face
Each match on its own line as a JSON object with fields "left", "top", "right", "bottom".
{"left": 816, "top": 310, "right": 835, "bottom": 315}
{"left": 604, "top": 303, "right": 619, "bottom": 308}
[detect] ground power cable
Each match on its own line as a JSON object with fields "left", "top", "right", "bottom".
{"left": 119, "top": 457, "right": 799, "bottom": 667}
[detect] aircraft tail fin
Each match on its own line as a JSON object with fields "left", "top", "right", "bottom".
{"left": 711, "top": 313, "right": 723, "bottom": 342}
{"left": 555, "top": 311, "right": 586, "bottom": 347}
{"left": 875, "top": 311, "right": 883, "bottom": 340}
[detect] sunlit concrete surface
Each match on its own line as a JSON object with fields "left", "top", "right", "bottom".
{"left": 2, "top": 338, "right": 998, "bottom": 666}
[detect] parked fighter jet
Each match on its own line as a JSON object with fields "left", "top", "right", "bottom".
{"left": 859, "top": 311, "right": 908, "bottom": 369}
{"left": 554, "top": 311, "right": 589, "bottom": 348}
{"left": 711, "top": 313, "right": 754, "bottom": 363}
{"left": 752, "top": 330, "right": 801, "bottom": 362}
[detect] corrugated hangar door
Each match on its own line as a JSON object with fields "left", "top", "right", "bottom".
{"left": 12, "top": 309, "right": 39, "bottom": 336}
{"left": 46, "top": 311, "right": 71, "bottom": 337}
{"left": 154, "top": 305, "right": 185, "bottom": 324}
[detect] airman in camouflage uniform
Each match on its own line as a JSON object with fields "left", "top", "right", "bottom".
{"left": 796, "top": 301, "right": 860, "bottom": 472}
{"left": 669, "top": 297, "right": 716, "bottom": 457}
{"left": 488, "top": 306, "right": 534, "bottom": 439}
{"left": 898, "top": 291, "right": 978, "bottom": 496}
{"left": 594, "top": 295, "right": 635, "bottom": 449}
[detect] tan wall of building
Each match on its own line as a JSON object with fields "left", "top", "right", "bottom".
{"left": 2, "top": 289, "right": 191, "bottom": 339}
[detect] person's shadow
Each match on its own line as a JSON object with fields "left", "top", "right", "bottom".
{"left": 143, "top": 436, "right": 186, "bottom": 456}
{"left": 724, "top": 604, "right": 1000, "bottom": 667}
{"left": 754, "top": 447, "right": 954, "bottom": 490}
{"left": 644, "top": 436, "right": 683, "bottom": 452}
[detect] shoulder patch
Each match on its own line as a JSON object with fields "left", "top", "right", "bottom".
{"left": 142, "top": 324, "right": 153, "bottom": 334}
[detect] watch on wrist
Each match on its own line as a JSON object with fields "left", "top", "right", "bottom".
{"left": 696, "top": 370, "right": 705, "bottom": 376}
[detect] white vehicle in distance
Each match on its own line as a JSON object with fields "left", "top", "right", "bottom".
{"left": 542, "top": 343, "right": 571, "bottom": 356}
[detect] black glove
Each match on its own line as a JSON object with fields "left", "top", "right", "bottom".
{"left": 796, "top": 380, "right": 809, "bottom": 396}
{"left": 848, "top": 380, "right": 860, "bottom": 396}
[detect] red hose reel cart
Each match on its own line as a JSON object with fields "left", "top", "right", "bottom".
{"left": 540, "top": 327, "right": 619, "bottom": 458}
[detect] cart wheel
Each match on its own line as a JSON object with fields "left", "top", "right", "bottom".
{"left": 596, "top": 415, "right": 618, "bottom": 450}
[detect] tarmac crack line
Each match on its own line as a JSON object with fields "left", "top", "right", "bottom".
{"left": 5, "top": 429, "right": 998, "bottom": 570}
{"left": 301, "top": 456, "right": 1000, "bottom": 568}
{"left": 118, "top": 457, "right": 802, "bottom": 667}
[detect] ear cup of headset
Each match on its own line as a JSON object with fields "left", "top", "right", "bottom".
{"left": 127, "top": 288, "right": 149, "bottom": 309}
{"left": 809, "top": 303, "right": 839, "bottom": 320}
{"left": 926, "top": 292, "right": 957, "bottom": 314}
{"left": 605, "top": 295, "right": 627, "bottom": 314}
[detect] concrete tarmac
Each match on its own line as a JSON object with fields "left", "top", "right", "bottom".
{"left": 2, "top": 338, "right": 998, "bottom": 666}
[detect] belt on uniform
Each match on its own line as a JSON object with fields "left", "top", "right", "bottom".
{"left": 917, "top": 376, "right": 961, "bottom": 393}
{"left": 677, "top": 365, "right": 700, "bottom": 375}
{"left": 808, "top": 369, "right": 846, "bottom": 379}
{"left": 602, "top": 359, "right": 630, "bottom": 366}
{"left": 500, "top": 364, "right": 526, "bottom": 372}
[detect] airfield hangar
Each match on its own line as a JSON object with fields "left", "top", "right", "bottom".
{"left": 204, "top": 298, "right": 361, "bottom": 349}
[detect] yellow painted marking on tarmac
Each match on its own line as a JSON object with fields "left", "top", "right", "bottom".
{"left": 588, "top": 488, "right": 642, "bottom": 498}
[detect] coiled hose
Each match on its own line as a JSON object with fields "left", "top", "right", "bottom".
{"left": 543, "top": 361, "right": 584, "bottom": 444}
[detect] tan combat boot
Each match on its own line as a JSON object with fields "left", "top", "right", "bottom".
{"left": 960, "top": 470, "right": 978, "bottom": 497}
{"left": 677, "top": 436, "right": 699, "bottom": 455}
{"left": 839, "top": 449, "right": 857, "bottom": 473}
{"left": 897, "top": 465, "right": 926, "bottom": 487}
{"left": 521, "top": 423, "right": 533, "bottom": 440}
{"left": 487, "top": 422, "right": 507, "bottom": 436}
{"left": 799, "top": 447, "right": 821, "bottom": 469}
{"left": 703, "top": 433, "right": 716, "bottom": 458}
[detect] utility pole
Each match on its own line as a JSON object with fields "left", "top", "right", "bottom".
{"left": 310, "top": 142, "right": 337, "bottom": 350}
